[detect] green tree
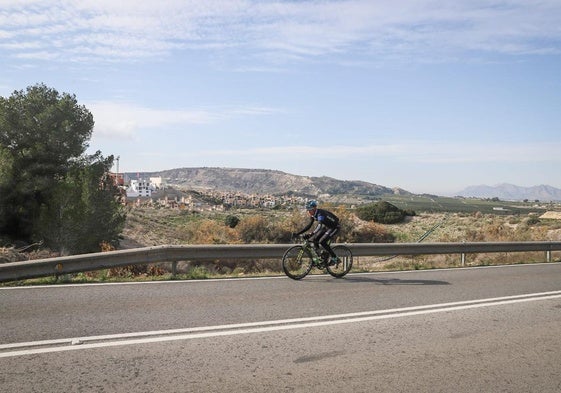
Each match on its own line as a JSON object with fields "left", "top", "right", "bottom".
{"left": 356, "top": 201, "right": 409, "bottom": 224}
{"left": 0, "top": 84, "right": 125, "bottom": 253}
{"left": 37, "top": 153, "right": 126, "bottom": 254}
{"left": 0, "top": 84, "right": 94, "bottom": 240}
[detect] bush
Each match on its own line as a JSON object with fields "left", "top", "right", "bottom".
{"left": 347, "top": 221, "right": 395, "bottom": 243}
{"left": 225, "top": 215, "right": 240, "bottom": 228}
{"left": 525, "top": 216, "right": 540, "bottom": 226}
{"left": 356, "top": 201, "right": 409, "bottom": 224}
{"left": 237, "top": 215, "right": 270, "bottom": 243}
{"left": 184, "top": 219, "right": 237, "bottom": 244}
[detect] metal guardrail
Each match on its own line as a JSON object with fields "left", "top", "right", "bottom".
{"left": 1, "top": 241, "right": 561, "bottom": 283}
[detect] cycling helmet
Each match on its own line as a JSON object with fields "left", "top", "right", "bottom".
{"left": 305, "top": 200, "right": 318, "bottom": 210}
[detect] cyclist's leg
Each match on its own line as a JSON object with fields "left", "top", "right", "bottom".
{"left": 319, "top": 226, "right": 340, "bottom": 258}
{"left": 309, "top": 228, "right": 327, "bottom": 253}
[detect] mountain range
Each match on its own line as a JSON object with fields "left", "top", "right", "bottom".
{"left": 128, "top": 167, "right": 561, "bottom": 202}
{"left": 456, "top": 183, "right": 561, "bottom": 202}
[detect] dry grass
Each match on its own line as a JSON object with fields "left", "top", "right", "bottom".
{"left": 3, "top": 208, "right": 560, "bottom": 284}
{"left": 357, "top": 211, "right": 561, "bottom": 271}
{"left": 118, "top": 208, "right": 561, "bottom": 277}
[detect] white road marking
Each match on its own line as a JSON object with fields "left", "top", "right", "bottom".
{"left": 2, "top": 290, "right": 561, "bottom": 358}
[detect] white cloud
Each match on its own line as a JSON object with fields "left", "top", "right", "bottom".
{"left": 192, "top": 140, "right": 561, "bottom": 164}
{"left": 1, "top": 0, "right": 560, "bottom": 65}
{"left": 89, "top": 102, "right": 213, "bottom": 139}
{"left": 88, "top": 101, "right": 277, "bottom": 139}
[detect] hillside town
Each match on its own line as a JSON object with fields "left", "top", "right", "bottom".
{"left": 110, "top": 173, "right": 308, "bottom": 211}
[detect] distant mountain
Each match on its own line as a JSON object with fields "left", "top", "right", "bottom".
{"left": 127, "top": 167, "right": 410, "bottom": 198}
{"left": 457, "top": 183, "right": 561, "bottom": 202}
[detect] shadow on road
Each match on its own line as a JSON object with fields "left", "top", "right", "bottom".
{"left": 336, "top": 275, "right": 450, "bottom": 286}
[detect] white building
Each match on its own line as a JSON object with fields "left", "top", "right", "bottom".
{"left": 126, "top": 179, "right": 155, "bottom": 198}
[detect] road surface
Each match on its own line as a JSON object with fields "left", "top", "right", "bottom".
{"left": 2, "top": 263, "right": 561, "bottom": 392}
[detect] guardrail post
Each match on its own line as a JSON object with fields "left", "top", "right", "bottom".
{"left": 171, "top": 261, "right": 178, "bottom": 277}
{"left": 546, "top": 250, "right": 551, "bottom": 263}
{"left": 461, "top": 253, "right": 466, "bottom": 267}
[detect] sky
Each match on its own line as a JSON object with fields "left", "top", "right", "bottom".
{"left": 1, "top": 0, "right": 560, "bottom": 196}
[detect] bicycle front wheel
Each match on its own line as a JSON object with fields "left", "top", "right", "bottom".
{"left": 282, "top": 245, "right": 313, "bottom": 280}
{"left": 326, "top": 245, "right": 353, "bottom": 278}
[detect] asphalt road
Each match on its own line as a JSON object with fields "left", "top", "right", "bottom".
{"left": 2, "top": 263, "right": 561, "bottom": 392}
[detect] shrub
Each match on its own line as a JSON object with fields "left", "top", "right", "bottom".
{"left": 347, "top": 221, "right": 395, "bottom": 243}
{"left": 356, "top": 201, "right": 409, "bottom": 224}
{"left": 184, "top": 219, "right": 237, "bottom": 244}
{"left": 225, "top": 215, "right": 240, "bottom": 228}
{"left": 237, "top": 215, "right": 270, "bottom": 243}
{"left": 525, "top": 216, "right": 540, "bottom": 226}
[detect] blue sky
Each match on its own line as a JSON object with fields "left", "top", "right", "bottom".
{"left": 1, "top": 0, "right": 560, "bottom": 195}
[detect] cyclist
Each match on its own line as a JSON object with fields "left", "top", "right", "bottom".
{"left": 293, "top": 200, "right": 341, "bottom": 265}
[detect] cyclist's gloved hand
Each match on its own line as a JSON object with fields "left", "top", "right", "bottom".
{"left": 302, "top": 233, "right": 311, "bottom": 240}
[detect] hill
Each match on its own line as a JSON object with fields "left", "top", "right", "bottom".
{"left": 128, "top": 167, "right": 410, "bottom": 199}
{"left": 457, "top": 183, "right": 561, "bottom": 202}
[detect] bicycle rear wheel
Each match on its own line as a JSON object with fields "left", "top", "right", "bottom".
{"left": 326, "top": 245, "right": 353, "bottom": 278}
{"left": 282, "top": 245, "right": 313, "bottom": 280}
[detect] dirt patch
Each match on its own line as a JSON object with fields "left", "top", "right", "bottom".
{"left": 0, "top": 247, "right": 59, "bottom": 264}
{"left": 540, "top": 211, "right": 561, "bottom": 220}
{"left": 0, "top": 248, "right": 27, "bottom": 263}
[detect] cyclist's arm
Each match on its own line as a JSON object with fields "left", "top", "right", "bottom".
{"left": 311, "top": 222, "right": 325, "bottom": 235}
{"left": 294, "top": 217, "right": 314, "bottom": 236}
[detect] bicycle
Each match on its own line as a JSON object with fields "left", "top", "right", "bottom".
{"left": 282, "top": 237, "right": 353, "bottom": 280}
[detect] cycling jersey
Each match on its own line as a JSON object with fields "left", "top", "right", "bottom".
{"left": 296, "top": 208, "right": 340, "bottom": 235}
{"left": 313, "top": 208, "right": 339, "bottom": 229}
{"left": 294, "top": 207, "right": 341, "bottom": 259}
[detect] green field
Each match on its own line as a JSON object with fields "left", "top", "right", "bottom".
{"left": 378, "top": 194, "right": 554, "bottom": 215}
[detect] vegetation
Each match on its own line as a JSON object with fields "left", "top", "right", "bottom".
{"left": 224, "top": 215, "right": 240, "bottom": 228}
{"left": 108, "top": 204, "right": 560, "bottom": 278}
{"left": 355, "top": 201, "right": 414, "bottom": 224}
{"left": 3, "top": 200, "right": 561, "bottom": 285}
{"left": 0, "top": 84, "right": 125, "bottom": 254}
{"left": 377, "top": 194, "right": 553, "bottom": 215}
